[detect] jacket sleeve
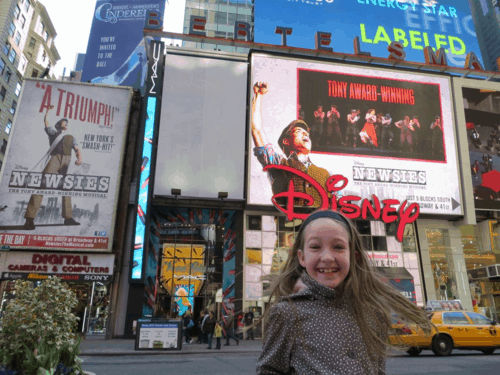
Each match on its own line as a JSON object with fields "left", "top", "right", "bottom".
{"left": 256, "top": 303, "right": 295, "bottom": 375}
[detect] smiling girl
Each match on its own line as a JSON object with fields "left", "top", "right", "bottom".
{"left": 256, "top": 210, "right": 432, "bottom": 375}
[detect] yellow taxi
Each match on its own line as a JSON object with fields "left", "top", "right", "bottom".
{"left": 390, "top": 311, "right": 500, "bottom": 356}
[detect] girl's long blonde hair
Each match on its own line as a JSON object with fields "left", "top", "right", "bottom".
{"left": 263, "top": 210, "right": 433, "bottom": 361}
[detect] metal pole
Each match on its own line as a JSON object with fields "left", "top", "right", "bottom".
{"left": 87, "top": 282, "right": 96, "bottom": 334}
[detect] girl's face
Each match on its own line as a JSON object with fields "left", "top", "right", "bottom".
{"left": 298, "top": 218, "right": 350, "bottom": 289}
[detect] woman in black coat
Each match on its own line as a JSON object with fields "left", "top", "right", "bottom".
{"left": 204, "top": 311, "right": 216, "bottom": 349}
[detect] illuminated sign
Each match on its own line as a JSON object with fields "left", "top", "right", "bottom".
{"left": 248, "top": 54, "right": 463, "bottom": 225}
{"left": 131, "top": 40, "right": 165, "bottom": 281}
{"left": 252, "top": 0, "right": 482, "bottom": 69}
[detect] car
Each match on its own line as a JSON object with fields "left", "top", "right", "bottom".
{"left": 389, "top": 310, "right": 500, "bottom": 356}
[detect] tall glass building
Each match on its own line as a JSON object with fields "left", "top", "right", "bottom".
{"left": 468, "top": 0, "right": 500, "bottom": 71}
{"left": 183, "top": 0, "right": 254, "bottom": 53}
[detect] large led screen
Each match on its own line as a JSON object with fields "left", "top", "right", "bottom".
{"left": 453, "top": 78, "right": 500, "bottom": 210}
{"left": 248, "top": 53, "right": 463, "bottom": 216}
{"left": 254, "top": 0, "right": 483, "bottom": 69}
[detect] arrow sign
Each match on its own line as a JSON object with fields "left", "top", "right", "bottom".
{"left": 451, "top": 198, "right": 461, "bottom": 211}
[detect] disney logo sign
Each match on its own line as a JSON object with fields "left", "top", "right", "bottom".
{"left": 264, "top": 165, "right": 420, "bottom": 242}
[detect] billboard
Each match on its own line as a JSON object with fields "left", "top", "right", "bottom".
{"left": 81, "top": 0, "right": 165, "bottom": 91}
{"left": 453, "top": 78, "right": 500, "bottom": 210}
{"left": 1, "top": 251, "right": 115, "bottom": 282}
{"left": 0, "top": 80, "right": 132, "bottom": 251}
{"left": 248, "top": 54, "right": 462, "bottom": 226}
{"left": 254, "top": 0, "right": 482, "bottom": 69}
{"left": 154, "top": 54, "right": 247, "bottom": 200}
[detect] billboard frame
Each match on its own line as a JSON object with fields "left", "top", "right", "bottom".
{"left": 246, "top": 49, "right": 470, "bottom": 224}
{"left": 0, "top": 79, "right": 134, "bottom": 253}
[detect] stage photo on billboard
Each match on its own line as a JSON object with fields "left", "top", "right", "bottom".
{"left": 249, "top": 53, "right": 462, "bottom": 217}
{"left": 460, "top": 85, "right": 500, "bottom": 210}
{"left": 0, "top": 80, "right": 132, "bottom": 251}
{"left": 298, "top": 69, "right": 444, "bottom": 161}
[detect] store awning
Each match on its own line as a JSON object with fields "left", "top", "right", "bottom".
{"left": 375, "top": 267, "right": 413, "bottom": 282}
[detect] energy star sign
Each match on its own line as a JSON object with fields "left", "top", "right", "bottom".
{"left": 254, "top": 0, "right": 482, "bottom": 68}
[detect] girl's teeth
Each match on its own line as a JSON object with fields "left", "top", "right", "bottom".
{"left": 318, "top": 268, "right": 339, "bottom": 273}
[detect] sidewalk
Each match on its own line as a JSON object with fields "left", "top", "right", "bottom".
{"left": 80, "top": 336, "right": 263, "bottom": 356}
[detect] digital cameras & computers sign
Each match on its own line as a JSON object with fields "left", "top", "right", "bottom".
{"left": 254, "top": 0, "right": 483, "bottom": 69}
{"left": 248, "top": 53, "right": 463, "bottom": 240}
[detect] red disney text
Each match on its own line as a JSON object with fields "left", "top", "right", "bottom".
{"left": 264, "top": 165, "right": 420, "bottom": 242}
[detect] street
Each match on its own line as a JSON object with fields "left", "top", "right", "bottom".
{"left": 80, "top": 350, "right": 500, "bottom": 375}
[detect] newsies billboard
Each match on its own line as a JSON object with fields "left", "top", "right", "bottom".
{"left": 254, "top": 0, "right": 483, "bottom": 68}
{"left": 248, "top": 53, "right": 463, "bottom": 240}
{"left": 1, "top": 251, "right": 115, "bottom": 282}
{"left": 0, "top": 80, "right": 133, "bottom": 252}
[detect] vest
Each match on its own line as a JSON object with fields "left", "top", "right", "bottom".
{"left": 271, "top": 155, "right": 330, "bottom": 208}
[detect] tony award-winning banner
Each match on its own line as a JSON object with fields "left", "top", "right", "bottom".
{"left": 249, "top": 54, "right": 462, "bottom": 240}
{"left": 0, "top": 80, "right": 132, "bottom": 252}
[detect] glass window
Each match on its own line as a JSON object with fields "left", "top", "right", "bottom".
{"left": 15, "top": 32, "right": 21, "bottom": 46}
{"left": 0, "top": 86, "right": 6, "bottom": 101}
{"left": 43, "top": 30, "right": 49, "bottom": 42}
{"left": 3, "top": 42, "right": 10, "bottom": 56}
{"left": 5, "top": 119, "right": 12, "bottom": 135}
{"left": 29, "top": 37, "right": 35, "bottom": 49}
{"left": 373, "top": 236, "right": 387, "bottom": 251}
{"left": 0, "top": 59, "right": 5, "bottom": 74}
{"left": 10, "top": 101, "right": 17, "bottom": 115}
{"left": 21, "top": 15, "right": 26, "bottom": 29}
{"left": 31, "top": 68, "right": 38, "bottom": 78}
{"left": 9, "top": 22, "right": 15, "bottom": 37}
{"left": 8, "top": 48, "right": 16, "bottom": 63}
{"left": 442, "top": 312, "right": 469, "bottom": 324}
{"left": 246, "top": 248, "right": 261, "bottom": 264}
{"left": 356, "top": 220, "right": 371, "bottom": 235}
{"left": 247, "top": 215, "right": 261, "bottom": 230}
{"left": 14, "top": 5, "right": 21, "bottom": 19}
{"left": 15, "top": 82, "right": 21, "bottom": 97}
{"left": 1, "top": 139, "right": 7, "bottom": 155}
{"left": 4, "top": 67, "right": 11, "bottom": 83}
{"left": 466, "top": 312, "right": 493, "bottom": 325}
{"left": 25, "top": 0, "right": 31, "bottom": 12}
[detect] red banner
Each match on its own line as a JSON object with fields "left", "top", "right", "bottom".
{"left": 0, "top": 234, "right": 108, "bottom": 250}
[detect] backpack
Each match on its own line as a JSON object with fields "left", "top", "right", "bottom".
{"left": 187, "top": 319, "right": 194, "bottom": 328}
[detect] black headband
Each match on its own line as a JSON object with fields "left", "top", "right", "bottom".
{"left": 297, "top": 210, "right": 351, "bottom": 237}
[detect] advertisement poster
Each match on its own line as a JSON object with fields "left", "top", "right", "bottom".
{"left": 81, "top": 0, "right": 165, "bottom": 91}
{"left": 0, "top": 80, "right": 132, "bottom": 251}
{"left": 254, "top": 0, "right": 482, "bottom": 68}
{"left": 460, "top": 86, "right": 500, "bottom": 210}
{"left": 249, "top": 53, "right": 462, "bottom": 218}
{"left": 0, "top": 251, "right": 114, "bottom": 282}
{"left": 138, "top": 323, "right": 179, "bottom": 349}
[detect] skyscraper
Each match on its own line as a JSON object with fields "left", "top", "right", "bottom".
{"left": 468, "top": 0, "right": 500, "bottom": 71}
{"left": 183, "top": 0, "right": 254, "bottom": 53}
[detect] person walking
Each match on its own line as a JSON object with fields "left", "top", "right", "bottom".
{"left": 214, "top": 321, "right": 223, "bottom": 350}
{"left": 244, "top": 308, "right": 255, "bottom": 340}
{"left": 256, "top": 209, "right": 433, "bottom": 374}
{"left": 204, "top": 311, "right": 216, "bottom": 349}
{"left": 182, "top": 312, "right": 194, "bottom": 345}
{"left": 196, "top": 311, "right": 205, "bottom": 344}
{"left": 223, "top": 309, "right": 239, "bottom": 346}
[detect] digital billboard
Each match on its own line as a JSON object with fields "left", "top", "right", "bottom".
{"left": 254, "top": 0, "right": 483, "bottom": 69}
{"left": 0, "top": 80, "right": 133, "bottom": 252}
{"left": 453, "top": 78, "right": 500, "bottom": 211}
{"left": 81, "top": 0, "right": 165, "bottom": 91}
{"left": 248, "top": 53, "right": 463, "bottom": 227}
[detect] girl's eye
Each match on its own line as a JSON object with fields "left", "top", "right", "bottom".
{"left": 309, "top": 245, "right": 321, "bottom": 250}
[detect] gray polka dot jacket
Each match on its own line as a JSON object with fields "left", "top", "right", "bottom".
{"left": 256, "top": 273, "right": 387, "bottom": 375}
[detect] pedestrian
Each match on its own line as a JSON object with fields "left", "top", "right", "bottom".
{"left": 244, "top": 308, "right": 255, "bottom": 340}
{"left": 237, "top": 313, "right": 245, "bottom": 339}
{"left": 204, "top": 311, "right": 216, "bottom": 349}
{"left": 223, "top": 308, "right": 239, "bottom": 346}
{"left": 214, "top": 321, "right": 223, "bottom": 350}
{"left": 256, "top": 209, "right": 433, "bottom": 375}
{"left": 182, "top": 311, "right": 194, "bottom": 344}
{"left": 196, "top": 311, "right": 205, "bottom": 343}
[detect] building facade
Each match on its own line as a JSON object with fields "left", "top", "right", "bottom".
{"left": 183, "top": 0, "right": 254, "bottom": 52}
{"left": 0, "top": 0, "right": 59, "bottom": 172}
{"left": 468, "top": 0, "right": 500, "bottom": 71}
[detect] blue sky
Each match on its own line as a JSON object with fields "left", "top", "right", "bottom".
{"left": 255, "top": 0, "right": 482, "bottom": 67}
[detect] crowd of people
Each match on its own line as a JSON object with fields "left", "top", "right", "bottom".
{"left": 180, "top": 308, "right": 255, "bottom": 349}
{"left": 299, "top": 103, "right": 443, "bottom": 155}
